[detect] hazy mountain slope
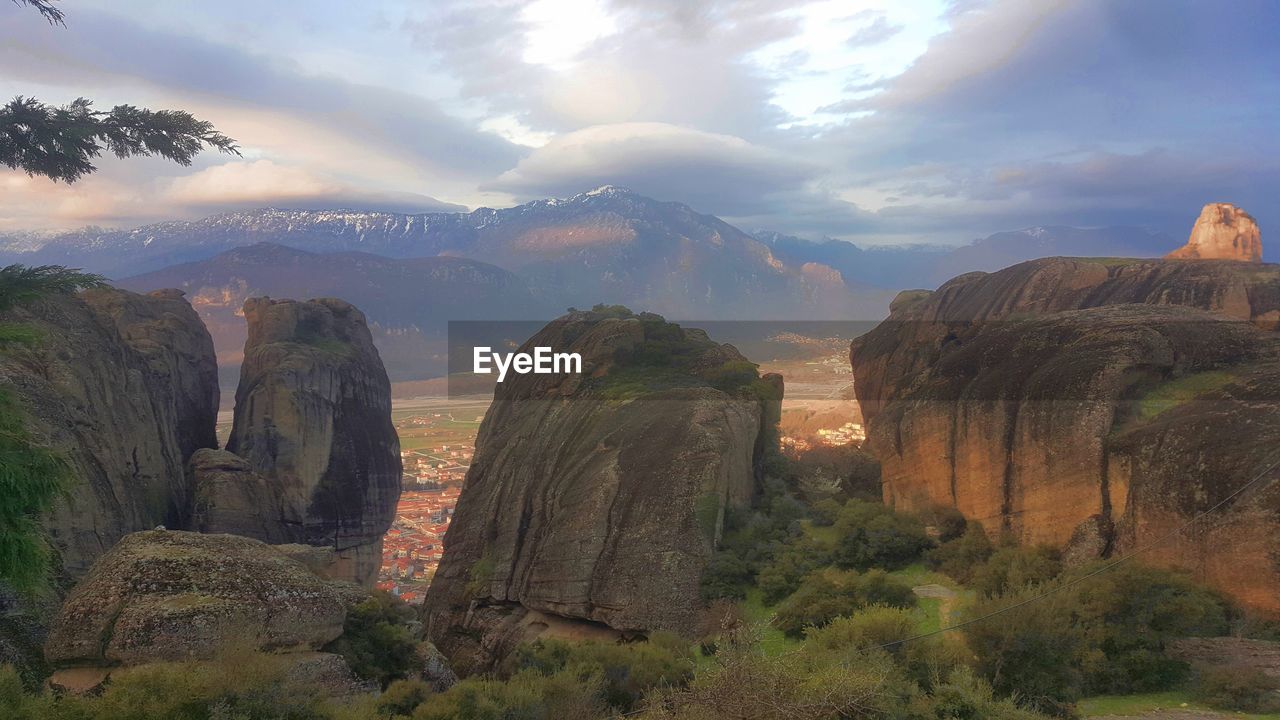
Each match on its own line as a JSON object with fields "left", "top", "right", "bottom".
{"left": 755, "top": 226, "right": 1177, "bottom": 290}
{"left": 119, "top": 243, "right": 544, "bottom": 382}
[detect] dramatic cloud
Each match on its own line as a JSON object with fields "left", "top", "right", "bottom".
{"left": 1, "top": 0, "right": 1276, "bottom": 246}
{"left": 486, "top": 123, "right": 817, "bottom": 215}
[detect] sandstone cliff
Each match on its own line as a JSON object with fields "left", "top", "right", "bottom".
{"left": 0, "top": 288, "right": 218, "bottom": 576}
{"left": 1166, "top": 203, "right": 1262, "bottom": 262}
{"left": 222, "top": 297, "right": 401, "bottom": 586}
{"left": 422, "top": 309, "right": 781, "bottom": 674}
{"left": 851, "top": 256, "right": 1280, "bottom": 615}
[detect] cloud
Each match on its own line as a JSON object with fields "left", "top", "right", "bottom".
{"left": 0, "top": 7, "right": 522, "bottom": 189}
{"left": 484, "top": 122, "right": 817, "bottom": 215}
{"left": 163, "top": 161, "right": 465, "bottom": 214}
{"left": 0, "top": 161, "right": 463, "bottom": 231}
{"left": 846, "top": 15, "right": 904, "bottom": 47}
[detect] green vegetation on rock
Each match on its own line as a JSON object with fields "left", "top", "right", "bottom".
{"left": 0, "top": 265, "right": 105, "bottom": 593}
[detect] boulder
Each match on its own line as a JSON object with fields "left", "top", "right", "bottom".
{"left": 225, "top": 297, "right": 402, "bottom": 586}
{"left": 190, "top": 448, "right": 288, "bottom": 542}
{"left": 422, "top": 309, "right": 779, "bottom": 674}
{"left": 45, "top": 530, "right": 346, "bottom": 667}
{"left": 1166, "top": 202, "right": 1262, "bottom": 262}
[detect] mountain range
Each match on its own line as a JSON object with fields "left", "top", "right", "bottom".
{"left": 1, "top": 187, "right": 1186, "bottom": 382}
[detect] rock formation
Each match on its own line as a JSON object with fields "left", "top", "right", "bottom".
{"left": 220, "top": 297, "right": 401, "bottom": 586}
{"left": 1166, "top": 202, "right": 1262, "bottom": 262}
{"left": 851, "top": 256, "right": 1280, "bottom": 616}
{"left": 422, "top": 309, "right": 781, "bottom": 674}
{"left": 0, "top": 288, "right": 218, "bottom": 576}
{"left": 45, "top": 530, "right": 346, "bottom": 667}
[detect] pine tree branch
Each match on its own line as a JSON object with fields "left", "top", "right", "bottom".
{"left": 10, "top": 0, "right": 63, "bottom": 26}
{"left": 0, "top": 96, "right": 242, "bottom": 183}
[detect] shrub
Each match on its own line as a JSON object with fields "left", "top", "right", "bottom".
{"left": 699, "top": 551, "right": 753, "bottom": 601}
{"left": 510, "top": 635, "right": 693, "bottom": 712}
{"left": 926, "top": 520, "right": 994, "bottom": 583}
{"left": 831, "top": 501, "right": 933, "bottom": 571}
{"left": 806, "top": 605, "right": 965, "bottom": 690}
{"left": 641, "top": 644, "right": 904, "bottom": 720}
{"left": 925, "top": 506, "right": 969, "bottom": 543}
{"left": 325, "top": 591, "right": 421, "bottom": 688}
{"left": 377, "top": 679, "right": 435, "bottom": 717}
{"left": 965, "top": 563, "right": 1233, "bottom": 712}
{"left": 413, "top": 670, "right": 606, "bottom": 720}
{"left": 773, "top": 569, "right": 916, "bottom": 638}
{"left": 969, "top": 544, "right": 1061, "bottom": 597}
{"left": 963, "top": 583, "right": 1084, "bottom": 715}
{"left": 1192, "top": 664, "right": 1280, "bottom": 713}
{"left": 906, "top": 667, "right": 1052, "bottom": 720}
{"left": 756, "top": 536, "right": 832, "bottom": 604}
{"left": 1, "top": 647, "right": 341, "bottom": 720}
{"left": 1069, "top": 564, "right": 1228, "bottom": 694}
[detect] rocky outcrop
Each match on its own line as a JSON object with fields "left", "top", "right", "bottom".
{"left": 190, "top": 448, "right": 288, "bottom": 543}
{"left": 851, "top": 256, "right": 1280, "bottom": 616}
{"left": 223, "top": 297, "right": 401, "bottom": 586}
{"left": 45, "top": 530, "right": 346, "bottom": 667}
{"left": 1166, "top": 203, "right": 1262, "bottom": 262}
{"left": 422, "top": 310, "right": 780, "bottom": 674}
{"left": 0, "top": 288, "right": 218, "bottom": 577}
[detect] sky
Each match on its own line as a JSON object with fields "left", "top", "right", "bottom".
{"left": 1, "top": 0, "right": 1277, "bottom": 245}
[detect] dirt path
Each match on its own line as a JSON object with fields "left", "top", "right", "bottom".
{"left": 912, "top": 583, "right": 957, "bottom": 626}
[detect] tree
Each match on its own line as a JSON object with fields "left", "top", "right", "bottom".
{"left": 2, "top": 1, "right": 240, "bottom": 183}
{"left": 0, "top": 264, "right": 105, "bottom": 591}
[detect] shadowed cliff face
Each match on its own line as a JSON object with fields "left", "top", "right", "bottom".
{"left": 422, "top": 310, "right": 781, "bottom": 675}
{"left": 224, "top": 297, "right": 402, "bottom": 586}
{"left": 851, "top": 257, "right": 1280, "bottom": 616}
{"left": 0, "top": 288, "right": 218, "bottom": 577}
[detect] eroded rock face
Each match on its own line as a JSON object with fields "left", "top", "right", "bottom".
{"left": 190, "top": 448, "right": 288, "bottom": 543}
{"left": 422, "top": 310, "right": 779, "bottom": 674}
{"left": 1166, "top": 203, "right": 1262, "bottom": 262}
{"left": 851, "top": 257, "right": 1280, "bottom": 616}
{"left": 0, "top": 288, "right": 218, "bottom": 577}
{"left": 225, "top": 297, "right": 401, "bottom": 586}
{"left": 45, "top": 530, "right": 346, "bottom": 667}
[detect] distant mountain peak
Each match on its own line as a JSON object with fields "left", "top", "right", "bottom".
{"left": 581, "top": 185, "right": 632, "bottom": 198}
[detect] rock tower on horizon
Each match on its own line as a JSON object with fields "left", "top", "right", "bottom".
{"left": 1166, "top": 202, "right": 1262, "bottom": 262}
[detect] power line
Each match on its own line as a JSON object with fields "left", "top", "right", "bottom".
{"left": 865, "top": 450, "right": 1280, "bottom": 652}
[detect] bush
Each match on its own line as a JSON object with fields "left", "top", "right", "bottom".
{"left": 377, "top": 679, "right": 434, "bottom": 717}
{"left": 906, "top": 667, "right": 1052, "bottom": 720}
{"left": 831, "top": 501, "right": 933, "bottom": 571}
{"left": 926, "top": 520, "right": 993, "bottom": 583}
{"left": 773, "top": 569, "right": 915, "bottom": 638}
{"left": 699, "top": 551, "right": 753, "bottom": 601}
{"left": 641, "top": 644, "right": 905, "bottom": 720}
{"left": 414, "top": 670, "right": 606, "bottom": 720}
{"left": 0, "top": 647, "right": 350, "bottom": 720}
{"left": 925, "top": 506, "right": 969, "bottom": 543}
{"left": 969, "top": 544, "right": 1061, "bottom": 597}
{"left": 807, "top": 605, "right": 965, "bottom": 690}
{"left": 1193, "top": 664, "right": 1280, "bottom": 713}
{"left": 755, "top": 536, "right": 832, "bottom": 604}
{"left": 965, "top": 563, "right": 1233, "bottom": 712}
{"left": 510, "top": 635, "right": 693, "bottom": 712}
{"left": 1069, "top": 564, "right": 1228, "bottom": 694}
{"left": 325, "top": 591, "right": 421, "bottom": 688}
